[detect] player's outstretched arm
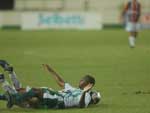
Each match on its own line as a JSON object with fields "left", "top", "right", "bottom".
{"left": 42, "top": 64, "right": 65, "bottom": 88}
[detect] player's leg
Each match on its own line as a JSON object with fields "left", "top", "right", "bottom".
{"left": 0, "top": 88, "right": 42, "bottom": 109}
{"left": 126, "top": 22, "right": 136, "bottom": 48}
{"left": 0, "top": 74, "right": 8, "bottom": 100}
{"left": 128, "top": 32, "right": 136, "bottom": 48}
{"left": 15, "top": 88, "right": 63, "bottom": 109}
{"left": 12, "top": 88, "right": 43, "bottom": 104}
{"left": 0, "top": 92, "right": 13, "bottom": 108}
{"left": 0, "top": 74, "right": 39, "bottom": 108}
{"left": 0, "top": 93, "right": 7, "bottom": 101}
{"left": 0, "top": 60, "right": 21, "bottom": 89}
{"left": 16, "top": 88, "right": 45, "bottom": 108}
{"left": 42, "top": 88, "right": 64, "bottom": 108}
{"left": 0, "top": 73, "right": 6, "bottom": 100}
{"left": 0, "top": 73, "right": 17, "bottom": 94}
{"left": 9, "top": 71, "right": 22, "bottom": 90}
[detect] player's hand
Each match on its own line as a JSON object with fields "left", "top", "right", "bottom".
{"left": 83, "top": 83, "right": 93, "bottom": 92}
{"left": 42, "top": 64, "right": 51, "bottom": 72}
{"left": 42, "top": 64, "right": 56, "bottom": 73}
{"left": 42, "top": 64, "right": 48, "bottom": 70}
{"left": 119, "top": 15, "right": 124, "bottom": 24}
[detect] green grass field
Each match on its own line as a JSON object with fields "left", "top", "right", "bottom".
{"left": 0, "top": 29, "right": 150, "bottom": 113}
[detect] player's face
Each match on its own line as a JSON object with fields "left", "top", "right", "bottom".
{"left": 79, "top": 79, "right": 89, "bottom": 89}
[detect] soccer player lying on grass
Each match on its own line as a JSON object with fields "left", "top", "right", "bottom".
{"left": 0, "top": 79, "right": 100, "bottom": 109}
{"left": 0, "top": 60, "right": 101, "bottom": 109}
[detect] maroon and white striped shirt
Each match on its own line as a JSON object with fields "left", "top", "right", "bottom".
{"left": 124, "top": 0, "right": 141, "bottom": 22}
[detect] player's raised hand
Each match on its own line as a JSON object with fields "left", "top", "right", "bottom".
{"left": 42, "top": 64, "right": 54, "bottom": 73}
{"left": 42, "top": 64, "right": 48, "bottom": 71}
{"left": 83, "top": 83, "right": 93, "bottom": 92}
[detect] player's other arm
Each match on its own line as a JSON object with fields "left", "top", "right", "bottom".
{"left": 119, "top": 4, "right": 126, "bottom": 23}
{"left": 121, "top": 3, "right": 128, "bottom": 21}
{"left": 138, "top": 3, "right": 141, "bottom": 21}
{"left": 79, "top": 83, "right": 93, "bottom": 108}
{"left": 42, "top": 64, "right": 65, "bottom": 88}
{"left": 122, "top": 3, "right": 128, "bottom": 15}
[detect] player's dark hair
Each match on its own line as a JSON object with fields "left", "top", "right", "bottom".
{"left": 83, "top": 75, "right": 95, "bottom": 85}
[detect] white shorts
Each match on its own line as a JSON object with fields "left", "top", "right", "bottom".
{"left": 125, "top": 22, "right": 140, "bottom": 32}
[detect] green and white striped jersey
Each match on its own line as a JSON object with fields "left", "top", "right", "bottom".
{"left": 60, "top": 83, "right": 91, "bottom": 108}
{"left": 41, "top": 83, "right": 91, "bottom": 108}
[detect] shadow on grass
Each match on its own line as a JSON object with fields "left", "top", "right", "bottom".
{"left": 0, "top": 103, "right": 108, "bottom": 113}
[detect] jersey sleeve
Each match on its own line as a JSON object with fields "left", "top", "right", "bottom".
{"left": 64, "top": 83, "right": 75, "bottom": 91}
{"left": 84, "top": 92, "right": 92, "bottom": 107}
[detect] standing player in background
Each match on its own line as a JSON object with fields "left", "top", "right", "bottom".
{"left": 122, "top": 0, "right": 141, "bottom": 48}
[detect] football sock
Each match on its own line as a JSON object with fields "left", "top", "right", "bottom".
{"left": 2, "top": 80, "right": 17, "bottom": 94}
{"left": 129, "top": 36, "right": 135, "bottom": 47}
{"left": 9, "top": 71, "right": 21, "bottom": 89}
